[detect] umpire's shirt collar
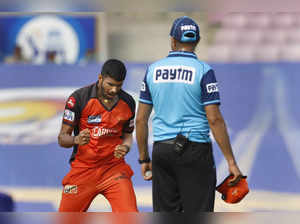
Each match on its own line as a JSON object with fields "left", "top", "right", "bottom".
{"left": 167, "top": 51, "right": 198, "bottom": 59}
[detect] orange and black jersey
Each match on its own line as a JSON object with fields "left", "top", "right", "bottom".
{"left": 62, "top": 81, "right": 136, "bottom": 168}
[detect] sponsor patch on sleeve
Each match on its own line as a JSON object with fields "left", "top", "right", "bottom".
{"left": 63, "top": 109, "right": 75, "bottom": 122}
{"left": 206, "top": 83, "right": 219, "bottom": 93}
{"left": 66, "top": 96, "right": 76, "bottom": 109}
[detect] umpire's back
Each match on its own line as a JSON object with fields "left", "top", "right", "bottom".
{"left": 139, "top": 16, "right": 220, "bottom": 143}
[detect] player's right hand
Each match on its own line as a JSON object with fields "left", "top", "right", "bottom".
{"left": 74, "top": 129, "right": 90, "bottom": 145}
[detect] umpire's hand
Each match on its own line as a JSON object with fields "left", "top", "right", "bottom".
{"left": 74, "top": 129, "right": 90, "bottom": 145}
{"left": 141, "top": 163, "right": 152, "bottom": 181}
{"left": 228, "top": 163, "right": 243, "bottom": 186}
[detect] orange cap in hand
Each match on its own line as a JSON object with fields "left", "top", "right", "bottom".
{"left": 216, "top": 175, "right": 249, "bottom": 204}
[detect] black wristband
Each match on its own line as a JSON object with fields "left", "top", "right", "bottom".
{"left": 138, "top": 158, "right": 151, "bottom": 164}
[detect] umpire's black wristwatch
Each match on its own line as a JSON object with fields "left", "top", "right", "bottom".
{"left": 138, "top": 157, "right": 151, "bottom": 164}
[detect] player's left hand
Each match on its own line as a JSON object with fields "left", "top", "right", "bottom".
{"left": 114, "top": 144, "right": 130, "bottom": 159}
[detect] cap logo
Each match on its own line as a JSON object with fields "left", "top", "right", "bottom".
{"left": 170, "top": 16, "right": 200, "bottom": 42}
{"left": 181, "top": 25, "right": 197, "bottom": 31}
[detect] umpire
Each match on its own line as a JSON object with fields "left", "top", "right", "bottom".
{"left": 136, "top": 16, "right": 243, "bottom": 212}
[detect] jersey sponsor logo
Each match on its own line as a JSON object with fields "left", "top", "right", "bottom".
{"left": 92, "top": 126, "right": 118, "bottom": 137}
{"left": 64, "top": 185, "right": 78, "bottom": 194}
{"left": 63, "top": 109, "right": 75, "bottom": 122}
{"left": 67, "top": 96, "right": 76, "bottom": 109}
{"left": 88, "top": 115, "right": 101, "bottom": 124}
{"left": 141, "top": 82, "right": 146, "bottom": 91}
{"left": 153, "top": 66, "right": 195, "bottom": 84}
{"left": 206, "top": 83, "right": 219, "bottom": 93}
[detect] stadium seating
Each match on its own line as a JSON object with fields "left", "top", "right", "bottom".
{"left": 246, "top": 13, "right": 272, "bottom": 29}
{"left": 206, "top": 45, "right": 232, "bottom": 62}
{"left": 286, "top": 27, "right": 300, "bottom": 43}
{"left": 280, "top": 44, "right": 300, "bottom": 61}
{"left": 237, "top": 29, "right": 264, "bottom": 45}
{"left": 207, "top": 13, "right": 300, "bottom": 62}
{"left": 214, "top": 28, "right": 240, "bottom": 45}
{"left": 255, "top": 44, "right": 281, "bottom": 62}
{"left": 222, "top": 13, "right": 248, "bottom": 28}
{"left": 230, "top": 44, "right": 256, "bottom": 62}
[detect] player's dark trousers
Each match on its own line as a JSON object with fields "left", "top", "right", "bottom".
{"left": 152, "top": 140, "right": 216, "bottom": 212}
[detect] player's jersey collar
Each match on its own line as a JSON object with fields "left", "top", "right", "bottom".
{"left": 167, "top": 51, "right": 197, "bottom": 59}
{"left": 92, "top": 81, "right": 123, "bottom": 112}
{"left": 91, "top": 81, "right": 98, "bottom": 98}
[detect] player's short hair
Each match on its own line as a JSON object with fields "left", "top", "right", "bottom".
{"left": 101, "top": 59, "right": 127, "bottom": 81}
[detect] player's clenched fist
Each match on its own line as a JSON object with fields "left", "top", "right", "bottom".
{"left": 114, "top": 145, "right": 130, "bottom": 159}
{"left": 74, "top": 129, "right": 90, "bottom": 145}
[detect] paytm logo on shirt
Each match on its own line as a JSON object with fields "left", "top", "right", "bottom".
{"left": 153, "top": 66, "right": 195, "bottom": 84}
{"left": 206, "top": 83, "right": 219, "bottom": 93}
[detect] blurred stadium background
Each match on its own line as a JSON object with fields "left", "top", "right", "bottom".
{"left": 0, "top": 12, "right": 300, "bottom": 212}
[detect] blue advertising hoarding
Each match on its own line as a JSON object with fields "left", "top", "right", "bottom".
{"left": 0, "top": 15, "right": 95, "bottom": 64}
